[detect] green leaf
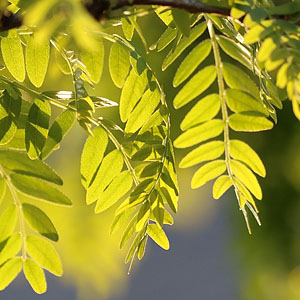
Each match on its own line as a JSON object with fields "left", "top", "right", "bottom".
{"left": 137, "top": 235, "right": 147, "bottom": 260}
{"left": 80, "top": 126, "right": 108, "bottom": 189}
{"left": 109, "top": 42, "right": 131, "bottom": 88}
{"left": 136, "top": 202, "right": 151, "bottom": 231}
{"left": 120, "top": 215, "right": 137, "bottom": 249}
{"left": 217, "top": 35, "right": 252, "bottom": 70}
{"left": 22, "top": 203, "right": 58, "bottom": 242}
{"left": 191, "top": 160, "right": 226, "bottom": 189}
{"left": 172, "top": 8, "right": 190, "bottom": 37}
{"left": 154, "top": 27, "right": 177, "bottom": 52}
{"left": 95, "top": 171, "right": 132, "bottom": 213}
{"left": 231, "top": 160, "right": 262, "bottom": 200}
{"left": 1, "top": 36, "right": 25, "bottom": 82}
{"left": 0, "top": 149, "right": 63, "bottom": 185}
{"left": 230, "top": 140, "right": 266, "bottom": 177}
{"left": 147, "top": 224, "right": 169, "bottom": 250}
{"left": 159, "top": 186, "right": 177, "bottom": 213}
{"left": 125, "top": 230, "right": 144, "bottom": 264}
{"left": 81, "top": 39, "right": 104, "bottom": 84}
{"left": 180, "top": 94, "right": 220, "bottom": 130}
{"left": 162, "top": 22, "right": 207, "bottom": 70}
{"left": 174, "top": 119, "right": 223, "bottom": 148}
{"left": 213, "top": 175, "right": 232, "bottom": 199}
{"left": 151, "top": 193, "right": 164, "bottom": 228}
{"left": 173, "top": 39, "right": 212, "bottom": 87}
{"left": 87, "top": 150, "right": 124, "bottom": 205}
{"left": 122, "top": 17, "right": 135, "bottom": 40}
{"left": 10, "top": 174, "right": 72, "bottom": 206}
{"left": 222, "top": 63, "right": 260, "bottom": 99}
{"left": 0, "top": 233, "right": 22, "bottom": 265}
{"left": 155, "top": 6, "right": 173, "bottom": 25}
{"left": 179, "top": 141, "right": 224, "bottom": 168}
{"left": 125, "top": 88, "right": 161, "bottom": 133}
{"left": 0, "top": 204, "right": 17, "bottom": 243}
{"left": 110, "top": 207, "right": 135, "bottom": 235}
{"left": 174, "top": 66, "right": 216, "bottom": 108}
{"left": 23, "top": 259, "right": 47, "bottom": 294}
{"left": 119, "top": 69, "right": 147, "bottom": 122}
{"left": 0, "top": 176, "right": 5, "bottom": 205}
{"left": 0, "top": 257, "right": 22, "bottom": 290}
{"left": 26, "top": 34, "right": 50, "bottom": 88}
{"left": 226, "top": 89, "right": 268, "bottom": 115}
{"left": 25, "top": 98, "right": 51, "bottom": 160}
{"left": 40, "top": 110, "right": 75, "bottom": 159}
{"left": 26, "top": 235, "right": 62, "bottom": 276}
{"left": 0, "top": 90, "right": 22, "bottom": 145}
{"left": 229, "top": 113, "right": 273, "bottom": 132}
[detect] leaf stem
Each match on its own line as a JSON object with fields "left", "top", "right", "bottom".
{"left": 207, "top": 16, "right": 253, "bottom": 234}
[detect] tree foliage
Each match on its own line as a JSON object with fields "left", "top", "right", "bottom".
{"left": 0, "top": 0, "right": 299, "bottom": 294}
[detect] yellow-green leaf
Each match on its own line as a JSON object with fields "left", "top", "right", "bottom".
{"left": 26, "top": 235, "right": 63, "bottom": 276}
{"left": 191, "top": 160, "right": 226, "bottom": 189}
{"left": 213, "top": 175, "right": 232, "bottom": 199}
{"left": 119, "top": 69, "right": 147, "bottom": 122}
{"left": 87, "top": 150, "right": 123, "bottom": 205}
{"left": 95, "top": 171, "right": 132, "bottom": 213}
{"left": 0, "top": 257, "right": 22, "bottom": 290}
{"left": 179, "top": 141, "right": 224, "bottom": 168}
{"left": 173, "top": 39, "right": 212, "bottom": 87}
{"left": 230, "top": 140, "right": 266, "bottom": 177}
{"left": 22, "top": 203, "right": 58, "bottom": 242}
{"left": 81, "top": 39, "right": 104, "bottom": 84}
{"left": 80, "top": 126, "right": 108, "bottom": 189}
{"left": 0, "top": 204, "right": 17, "bottom": 242}
{"left": 10, "top": 174, "right": 72, "bottom": 206}
{"left": 109, "top": 42, "right": 130, "bottom": 88}
{"left": 23, "top": 259, "right": 47, "bottom": 294}
{"left": 0, "top": 233, "right": 22, "bottom": 265}
{"left": 147, "top": 224, "right": 169, "bottom": 250}
{"left": 25, "top": 98, "right": 51, "bottom": 159}
{"left": 231, "top": 160, "right": 262, "bottom": 200}
{"left": 174, "top": 66, "right": 216, "bottom": 108}
{"left": 175, "top": 119, "right": 223, "bottom": 148}
{"left": 26, "top": 34, "right": 50, "bottom": 87}
{"left": 125, "top": 88, "right": 161, "bottom": 133}
{"left": 1, "top": 36, "right": 25, "bottom": 82}
{"left": 180, "top": 94, "right": 220, "bottom": 130}
{"left": 229, "top": 113, "right": 273, "bottom": 132}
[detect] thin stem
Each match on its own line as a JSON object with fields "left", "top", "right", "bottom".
{"left": 0, "top": 166, "right": 27, "bottom": 260}
{"left": 207, "top": 16, "right": 253, "bottom": 234}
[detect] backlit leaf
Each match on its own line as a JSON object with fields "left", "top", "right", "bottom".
{"left": 0, "top": 233, "right": 22, "bottom": 265}
{"left": 25, "top": 98, "right": 51, "bottom": 160}
{"left": 213, "top": 175, "right": 232, "bottom": 199}
{"left": 119, "top": 69, "right": 147, "bottom": 122}
{"left": 174, "top": 66, "right": 216, "bottom": 108}
{"left": 23, "top": 259, "right": 47, "bottom": 294}
{"left": 22, "top": 203, "right": 58, "bottom": 242}
{"left": 87, "top": 150, "right": 123, "bottom": 205}
{"left": 180, "top": 94, "right": 220, "bottom": 130}
{"left": 155, "top": 27, "right": 177, "bottom": 52}
{"left": 109, "top": 42, "right": 130, "bottom": 88}
{"left": 231, "top": 160, "right": 262, "bottom": 200}
{"left": 10, "top": 174, "right": 72, "bottom": 206}
{"left": 191, "top": 160, "right": 226, "bottom": 189}
{"left": 0, "top": 257, "right": 22, "bottom": 290}
{"left": 0, "top": 205, "right": 17, "bottom": 242}
{"left": 229, "top": 113, "right": 273, "bottom": 132}
{"left": 26, "top": 34, "right": 50, "bottom": 87}
{"left": 0, "top": 149, "right": 63, "bottom": 185}
{"left": 172, "top": 8, "right": 190, "bottom": 37}
{"left": 81, "top": 39, "right": 104, "bottom": 84}
{"left": 175, "top": 119, "right": 223, "bottom": 148}
{"left": 95, "top": 171, "right": 132, "bottom": 213}
{"left": 179, "top": 141, "right": 224, "bottom": 168}
{"left": 80, "top": 126, "right": 108, "bottom": 189}
{"left": 1, "top": 36, "right": 25, "bottom": 82}
{"left": 173, "top": 39, "right": 212, "bottom": 87}
{"left": 230, "top": 140, "right": 266, "bottom": 177}
{"left": 41, "top": 110, "right": 75, "bottom": 159}
{"left": 147, "top": 224, "right": 169, "bottom": 250}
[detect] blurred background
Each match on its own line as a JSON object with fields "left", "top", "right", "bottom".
{"left": 1, "top": 8, "right": 300, "bottom": 300}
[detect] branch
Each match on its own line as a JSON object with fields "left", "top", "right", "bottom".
{"left": 0, "top": 0, "right": 230, "bottom": 31}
